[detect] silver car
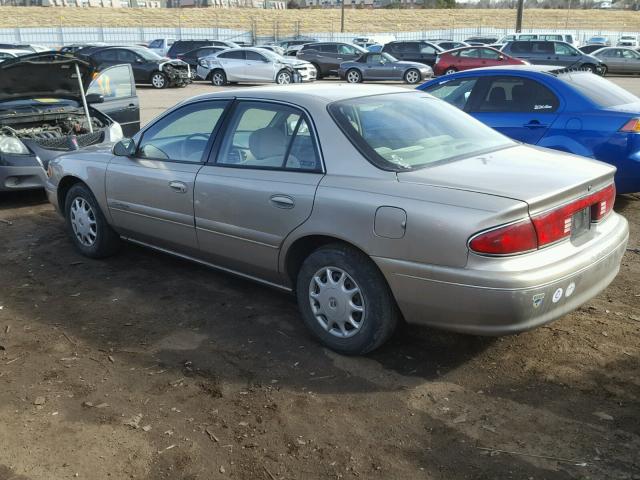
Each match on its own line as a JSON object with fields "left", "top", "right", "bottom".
{"left": 45, "top": 85, "right": 629, "bottom": 355}
{"left": 592, "top": 47, "right": 640, "bottom": 74}
{"left": 196, "top": 47, "right": 316, "bottom": 86}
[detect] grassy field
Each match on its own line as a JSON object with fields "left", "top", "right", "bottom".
{"left": 0, "top": 7, "right": 638, "bottom": 35}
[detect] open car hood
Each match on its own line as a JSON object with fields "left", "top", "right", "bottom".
{"left": 0, "top": 53, "right": 94, "bottom": 102}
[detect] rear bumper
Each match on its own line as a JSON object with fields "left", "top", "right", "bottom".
{"left": 0, "top": 165, "right": 47, "bottom": 192}
{"left": 375, "top": 212, "right": 629, "bottom": 335}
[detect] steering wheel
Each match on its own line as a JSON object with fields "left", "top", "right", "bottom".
{"left": 181, "top": 133, "right": 210, "bottom": 162}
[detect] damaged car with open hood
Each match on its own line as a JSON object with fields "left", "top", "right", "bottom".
{"left": 0, "top": 52, "right": 140, "bottom": 192}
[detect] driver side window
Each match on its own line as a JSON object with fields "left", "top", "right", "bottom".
{"left": 137, "top": 101, "right": 228, "bottom": 163}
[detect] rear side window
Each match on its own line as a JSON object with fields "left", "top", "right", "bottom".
{"left": 459, "top": 48, "right": 480, "bottom": 58}
{"left": 531, "top": 42, "right": 554, "bottom": 54}
{"left": 218, "top": 50, "right": 245, "bottom": 60}
{"left": 558, "top": 72, "right": 640, "bottom": 107}
{"left": 116, "top": 49, "right": 137, "bottom": 63}
{"left": 554, "top": 43, "right": 577, "bottom": 55}
{"left": 148, "top": 39, "right": 162, "bottom": 48}
{"left": 510, "top": 42, "right": 532, "bottom": 54}
{"left": 246, "top": 50, "right": 266, "bottom": 62}
{"left": 95, "top": 50, "right": 117, "bottom": 61}
{"left": 422, "top": 77, "right": 478, "bottom": 110}
{"left": 473, "top": 77, "right": 559, "bottom": 113}
{"left": 319, "top": 44, "right": 338, "bottom": 53}
{"left": 399, "top": 42, "right": 419, "bottom": 53}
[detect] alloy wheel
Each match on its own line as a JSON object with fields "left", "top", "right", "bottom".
{"left": 70, "top": 197, "right": 97, "bottom": 247}
{"left": 405, "top": 69, "right": 420, "bottom": 84}
{"left": 212, "top": 72, "right": 225, "bottom": 86}
{"left": 277, "top": 71, "right": 292, "bottom": 85}
{"left": 346, "top": 70, "right": 361, "bottom": 83}
{"left": 308, "top": 266, "right": 365, "bottom": 339}
{"left": 151, "top": 73, "right": 165, "bottom": 89}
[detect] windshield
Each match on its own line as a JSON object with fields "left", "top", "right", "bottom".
{"left": 381, "top": 52, "right": 398, "bottom": 62}
{"left": 133, "top": 48, "right": 164, "bottom": 61}
{"left": 328, "top": 93, "right": 514, "bottom": 171}
{"left": 558, "top": 71, "right": 640, "bottom": 107}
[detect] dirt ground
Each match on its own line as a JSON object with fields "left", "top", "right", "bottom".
{"left": 0, "top": 79, "right": 639, "bottom": 480}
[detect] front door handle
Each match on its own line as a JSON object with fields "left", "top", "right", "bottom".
{"left": 270, "top": 194, "right": 295, "bottom": 209}
{"left": 126, "top": 103, "right": 137, "bottom": 110}
{"left": 524, "top": 120, "right": 548, "bottom": 129}
{"left": 169, "top": 181, "right": 187, "bottom": 193}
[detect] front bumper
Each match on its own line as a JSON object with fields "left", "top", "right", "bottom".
{"left": 375, "top": 212, "right": 629, "bottom": 335}
{"left": 0, "top": 165, "right": 47, "bottom": 192}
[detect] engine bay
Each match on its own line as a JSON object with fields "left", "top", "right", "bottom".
{"left": 1, "top": 112, "right": 108, "bottom": 151}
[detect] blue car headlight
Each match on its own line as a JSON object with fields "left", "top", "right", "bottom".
{"left": 0, "top": 135, "right": 29, "bottom": 155}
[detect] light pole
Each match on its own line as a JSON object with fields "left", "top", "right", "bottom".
{"left": 515, "top": 0, "right": 524, "bottom": 32}
{"left": 340, "top": 0, "right": 345, "bottom": 33}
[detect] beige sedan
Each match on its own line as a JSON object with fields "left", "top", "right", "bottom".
{"left": 45, "top": 84, "right": 628, "bottom": 354}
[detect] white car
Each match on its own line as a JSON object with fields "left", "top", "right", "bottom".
{"left": 0, "top": 49, "right": 32, "bottom": 62}
{"left": 197, "top": 47, "right": 316, "bottom": 86}
{"left": 617, "top": 35, "right": 640, "bottom": 47}
{"left": 147, "top": 38, "right": 175, "bottom": 57}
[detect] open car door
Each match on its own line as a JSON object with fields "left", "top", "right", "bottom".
{"left": 87, "top": 64, "right": 140, "bottom": 137}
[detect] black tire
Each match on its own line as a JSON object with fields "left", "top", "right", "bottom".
{"left": 311, "top": 63, "right": 323, "bottom": 79}
{"left": 600, "top": 65, "right": 608, "bottom": 76}
{"left": 150, "top": 71, "right": 167, "bottom": 89}
{"left": 345, "top": 68, "right": 362, "bottom": 83}
{"left": 404, "top": 68, "right": 422, "bottom": 84}
{"left": 444, "top": 67, "right": 457, "bottom": 75}
{"left": 211, "top": 69, "right": 227, "bottom": 87}
{"left": 296, "top": 243, "right": 399, "bottom": 355}
{"left": 275, "top": 69, "right": 293, "bottom": 85}
{"left": 64, "top": 183, "right": 120, "bottom": 259}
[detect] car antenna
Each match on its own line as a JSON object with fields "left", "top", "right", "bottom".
{"left": 74, "top": 61, "right": 94, "bottom": 134}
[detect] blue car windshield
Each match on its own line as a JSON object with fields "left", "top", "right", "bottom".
{"left": 558, "top": 71, "right": 639, "bottom": 107}
{"left": 329, "top": 93, "right": 514, "bottom": 171}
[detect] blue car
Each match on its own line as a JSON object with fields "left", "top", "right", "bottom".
{"left": 418, "top": 65, "right": 640, "bottom": 193}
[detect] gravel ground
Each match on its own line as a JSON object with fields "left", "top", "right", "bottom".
{"left": 0, "top": 77, "right": 638, "bottom": 480}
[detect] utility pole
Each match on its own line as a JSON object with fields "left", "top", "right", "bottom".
{"left": 515, "top": 0, "right": 524, "bottom": 32}
{"left": 340, "top": 0, "right": 345, "bottom": 33}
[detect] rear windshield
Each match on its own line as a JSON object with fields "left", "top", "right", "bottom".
{"left": 558, "top": 71, "right": 640, "bottom": 107}
{"left": 328, "top": 93, "right": 513, "bottom": 171}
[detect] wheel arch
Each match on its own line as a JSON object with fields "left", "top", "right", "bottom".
{"left": 283, "top": 234, "right": 379, "bottom": 291}
{"left": 57, "top": 175, "right": 85, "bottom": 218}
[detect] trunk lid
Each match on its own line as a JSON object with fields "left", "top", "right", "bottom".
{"left": 397, "top": 144, "right": 616, "bottom": 214}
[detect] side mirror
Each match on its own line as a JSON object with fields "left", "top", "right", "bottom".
{"left": 136, "top": 58, "right": 144, "bottom": 63}
{"left": 85, "top": 93, "right": 104, "bottom": 104}
{"left": 498, "top": 55, "right": 505, "bottom": 61}
{"left": 113, "top": 138, "right": 136, "bottom": 157}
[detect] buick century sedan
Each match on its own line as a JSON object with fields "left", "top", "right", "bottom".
{"left": 45, "top": 85, "right": 629, "bottom": 354}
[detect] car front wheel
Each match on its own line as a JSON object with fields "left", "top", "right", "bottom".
{"left": 346, "top": 69, "right": 362, "bottom": 83}
{"left": 444, "top": 67, "right": 457, "bottom": 75}
{"left": 276, "top": 69, "right": 292, "bottom": 85}
{"left": 150, "top": 72, "right": 167, "bottom": 89}
{"left": 404, "top": 68, "right": 421, "bottom": 84}
{"left": 296, "top": 243, "right": 399, "bottom": 355}
{"left": 64, "top": 183, "right": 120, "bottom": 259}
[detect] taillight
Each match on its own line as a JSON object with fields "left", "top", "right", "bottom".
{"left": 469, "top": 219, "right": 537, "bottom": 255}
{"left": 620, "top": 118, "right": 640, "bottom": 133}
{"left": 470, "top": 184, "right": 615, "bottom": 255}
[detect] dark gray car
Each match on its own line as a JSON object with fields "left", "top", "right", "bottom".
{"left": 296, "top": 42, "right": 367, "bottom": 78}
{"left": 338, "top": 52, "right": 432, "bottom": 84}
{"left": 502, "top": 41, "right": 605, "bottom": 74}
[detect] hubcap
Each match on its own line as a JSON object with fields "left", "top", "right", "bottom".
{"left": 446, "top": 69, "right": 455, "bottom": 75}
{"left": 309, "top": 266, "right": 365, "bottom": 339}
{"left": 347, "top": 71, "right": 360, "bottom": 83}
{"left": 277, "top": 72, "right": 291, "bottom": 84}
{"left": 406, "top": 70, "right": 419, "bottom": 83}
{"left": 70, "top": 197, "right": 97, "bottom": 247}
{"left": 152, "top": 74, "right": 164, "bottom": 88}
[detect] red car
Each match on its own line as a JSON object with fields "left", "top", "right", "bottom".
{"left": 434, "top": 46, "right": 526, "bottom": 76}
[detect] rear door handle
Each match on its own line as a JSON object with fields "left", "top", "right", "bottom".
{"left": 270, "top": 194, "right": 295, "bottom": 209}
{"left": 524, "top": 120, "right": 548, "bottom": 129}
{"left": 126, "top": 103, "right": 137, "bottom": 110}
{"left": 169, "top": 181, "right": 187, "bottom": 193}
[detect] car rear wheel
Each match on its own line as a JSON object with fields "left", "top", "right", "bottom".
{"left": 296, "top": 243, "right": 399, "bottom": 355}
{"left": 404, "top": 68, "right": 421, "bottom": 84}
{"left": 211, "top": 69, "right": 227, "bottom": 87}
{"left": 444, "top": 67, "right": 457, "bottom": 75}
{"left": 150, "top": 72, "right": 167, "bottom": 89}
{"left": 346, "top": 69, "right": 362, "bottom": 83}
{"left": 276, "top": 69, "right": 292, "bottom": 85}
{"left": 65, "top": 183, "right": 120, "bottom": 259}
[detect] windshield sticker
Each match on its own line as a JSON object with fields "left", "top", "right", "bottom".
{"left": 534, "top": 104, "right": 553, "bottom": 110}
{"left": 532, "top": 293, "right": 545, "bottom": 309}
{"left": 552, "top": 288, "right": 563, "bottom": 303}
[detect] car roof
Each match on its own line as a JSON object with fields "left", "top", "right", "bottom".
{"left": 189, "top": 83, "right": 413, "bottom": 104}
{"left": 465, "top": 64, "right": 564, "bottom": 73}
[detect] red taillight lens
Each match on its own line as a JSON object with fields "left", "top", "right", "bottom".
{"left": 470, "top": 184, "right": 616, "bottom": 255}
{"left": 469, "top": 219, "right": 538, "bottom": 255}
{"left": 620, "top": 118, "right": 640, "bottom": 133}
